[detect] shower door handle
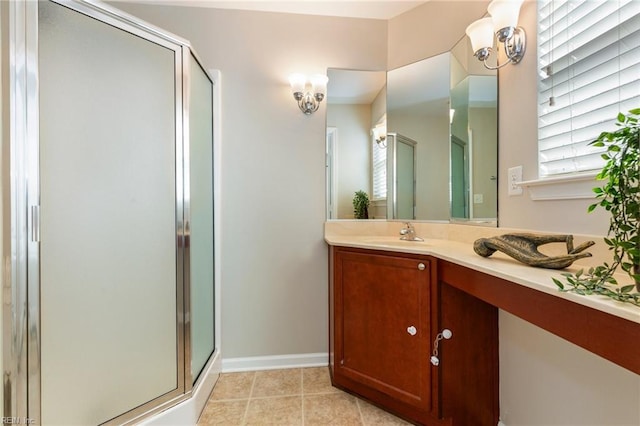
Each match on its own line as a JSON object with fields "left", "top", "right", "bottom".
{"left": 31, "top": 205, "right": 40, "bottom": 242}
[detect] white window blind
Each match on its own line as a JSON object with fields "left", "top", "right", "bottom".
{"left": 372, "top": 137, "right": 387, "bottom": 200}
{"left": 538, "top": 0, "right": 640, "bottom": 177}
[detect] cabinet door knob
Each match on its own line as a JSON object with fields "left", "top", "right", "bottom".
{"left": 407, "top": 326, "right": 417, "bottom": 336}
{"left": 417, "top": 263, "right": 426, "bottom": 271}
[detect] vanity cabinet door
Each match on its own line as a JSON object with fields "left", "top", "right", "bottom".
{"left": 331, "top": 247, "right": 438, "bottom": 422}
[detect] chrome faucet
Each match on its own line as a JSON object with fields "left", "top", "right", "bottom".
{"left": 399, "top": 222, "right": 424, "bottom": 242}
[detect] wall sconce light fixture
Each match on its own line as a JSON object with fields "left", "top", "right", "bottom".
{"left": 465, "top": 0, "right": 526, "bottom": 70}
{"left": 372, "top": 122, "right": 387, "bottom": 147}
{"left": 289, "top": 73, "right": 328, "bottom": 115}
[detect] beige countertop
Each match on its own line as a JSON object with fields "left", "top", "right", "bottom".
{"left": 325, "top": 234, "right": 640, "bottom": 325}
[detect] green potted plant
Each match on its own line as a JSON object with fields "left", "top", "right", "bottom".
{"left": 353, "top": 190, "right": 370, "bottom": 219}
{"left": 554, "top": 108, "right": 640, "bottom": 306}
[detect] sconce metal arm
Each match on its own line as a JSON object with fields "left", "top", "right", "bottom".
{"left": 294, "top": 91, "right": 325, "bottom": 115}
{"left": 480, "top": 26, "right": 526, "bottom": 71}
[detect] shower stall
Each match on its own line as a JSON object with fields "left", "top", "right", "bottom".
{"left": 2, "top": 0, "right": 220, "bottom": 424}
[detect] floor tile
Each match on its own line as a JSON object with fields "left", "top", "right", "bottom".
{"left": 244, "top": 396, "right": 302, "bottom": 425}
{"left": 302, "top": 367, "right": 339, "bottom": 395}
{"left": 210, "top": 371, "right": 256, "bottom": 400}
{"left": 303, "top": 393, "right": 363, "bottom": 425}
{"left": 251, "top": 368, "right": 302, "bottom": 398}
{"left": 197, "top": 399, "right": 248, "bottom": 425}
{"left": 357, "top": 399, "right": 412, "bottom": 425}
{"left": 201, "top": 367, "right": 411, "bottom": 425}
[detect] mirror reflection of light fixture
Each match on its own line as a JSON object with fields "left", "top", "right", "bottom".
{"left": 372, "top": 122, "right": 387, "bottom": 147}
{"left": 289, "top": 73, "right": 328, "bottom": 115}
{"left": 465, "top": 0, "right": 526, "bottom": 70}
{"left": 449, "top": 108, "right": 455, "bottom": 124}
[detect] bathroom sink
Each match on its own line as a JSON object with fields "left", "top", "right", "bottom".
{"left": 360, "top": 237, "right": 429, "bottom": 247}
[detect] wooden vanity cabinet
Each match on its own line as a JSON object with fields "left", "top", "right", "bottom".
{"left": 329, "top": 246, "right": 499, "bottom": 426}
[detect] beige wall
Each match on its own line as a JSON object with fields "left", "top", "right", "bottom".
{"left": 326, "top": 103, "right": 372, "bottom": 219}
{"left": 113, "top": 2, "right": 387, "bottom": 359}
{"left": 499, "top": 312, "right": 639, "bottom": 426}
{"left": 387, "top": 0, "right": 490, "bottom": 69}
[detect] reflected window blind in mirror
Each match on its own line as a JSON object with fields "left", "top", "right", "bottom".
{"left": 372, "top": 136, "right": 387, "bottom": 200}
{"left": 537, "top": 0, "right": 640, "bottom": 177}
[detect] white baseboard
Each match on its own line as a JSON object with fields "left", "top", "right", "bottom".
{"left": 222, "top": 352, "right": 328, "bottom": 373}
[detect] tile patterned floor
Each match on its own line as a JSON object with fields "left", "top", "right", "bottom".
{"left": 197, "top": 367, "right": 411, "bottom": 425}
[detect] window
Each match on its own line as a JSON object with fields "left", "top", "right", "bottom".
{"left": 537, "top": 0, "right": 640, "bottom": 177}
{"left": 372, "top": 136, "right": 387, "bottom": 200}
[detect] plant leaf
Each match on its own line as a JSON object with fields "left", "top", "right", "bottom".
{"left": 620, "top": 285, "right": 635, "bottom": 294}
{"left": 553, "top": 278, "right": 564, "bottom": 290}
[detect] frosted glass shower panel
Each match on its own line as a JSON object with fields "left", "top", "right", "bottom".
{"left": 396, "top": 138, "right": 416, "bottom": 219}
{"left": 189, "top": 54, "right": 215, "bottom": 383}
{"left": 39, "top": 2, "right": 178, "bottom": 424}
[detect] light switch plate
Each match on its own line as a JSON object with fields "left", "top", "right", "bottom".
{"left": 508, "top": 166, "right": 523, "bottom": 196}
{"left": 474, "top": 193, "right": 484, "bottom": 204}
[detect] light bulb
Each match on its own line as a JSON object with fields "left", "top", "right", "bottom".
{"left": 288, "top": 73, "right": 306, "bottom": 94}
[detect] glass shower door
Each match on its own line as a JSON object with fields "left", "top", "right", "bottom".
{"left": 396, "top": 140, "right": 415, "bottom": 219}
{"left": 188, "top": 53, "right": 215, "bottom": 384}
{"left": 394, "top": 134, "right": 417, "bottom": 220}
{"left": 451, "top": 136, "right": 469, "bottom": 218}
{"left": 38, "top": 1, "right": 183, "bottom": 424}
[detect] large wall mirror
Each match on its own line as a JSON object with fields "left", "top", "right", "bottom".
{"left": 326, "top": 33, "right": 497, "bottom": 225}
